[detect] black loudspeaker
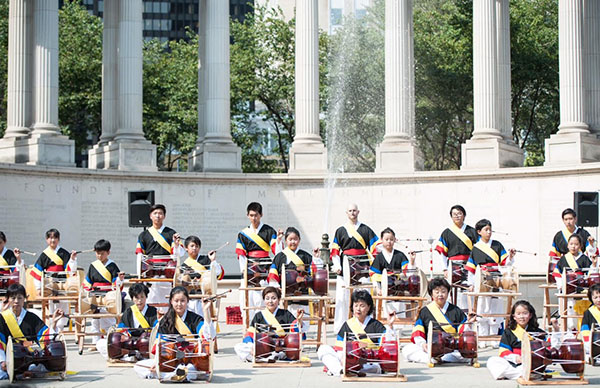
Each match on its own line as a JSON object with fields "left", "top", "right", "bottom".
{"left": 128, "top": 191, "right": 155, "bottom": 227}
{"left": 574, "top": 191, "right": 599, "bottom": 227}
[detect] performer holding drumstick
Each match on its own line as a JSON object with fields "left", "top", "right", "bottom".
{"left": 549, "top": 208, "right": 598, "bottom": 274}
{"left": 0, "top": 232, "right": 23, "bottom": 272}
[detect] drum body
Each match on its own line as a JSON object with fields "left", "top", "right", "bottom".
{"left": 0, "top": 268, "right": 20, "bottom": 292}
{"left": 254, "top": 332, "right": 301, "bottom": 361}
{"left": 591, "top": 330, "right": 600, "bottom": 366}
{"left": 42, "top": 271, "right": 80, "bottom": 297}
{"left": 107, "top": 330, "right": 150, "bottom": 360}
{"left": 524, "top": 337, "right": 585, "bottom": 378}
{"left": 386, "top": 273, "right": 421, "bottom": 297}
{"left": 547, "top": 258, "right": 558, "bottom": 284}
{"left": 141, "top": 258, "right": 177, "bottom": 279}
{"left": 347, "top": 258, "right": 370, "bottom": 286}
{"left": 343, "top": 340, "right": 398, "bottom": 375}
{"left": 157, "top": 337, "right": 211, "bottom": 380}
{"left": 246, "top": 261, "right": 270, "bottom": 288}
{"left": 430, "top": 329, "right": 477, "bottom": 359}
{"left": 79, "top": 289, "right": 121, "bottom": 315}
{"left": 564, "top": 271, "right": 600, "bottom": 294}
{"left": 11, "top": 338, "right": 67, "bottom": 376}
{"left": 448, "top": 262, "right": 467, "bottom": 287}
{"left": 284, "top": 268, "right": 328, "bottom": 296}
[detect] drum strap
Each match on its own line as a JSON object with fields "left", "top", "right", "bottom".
{"left": 91, "top": 260, "right": 113, "bottom": 283}
{"left": 131, "top": 305, "right": 150, "bottom": 329}
{"left": 425, "top": 302, "right": 456, "bottom": 334}
{"left": 0, "top": 254, "right": 8, "bottom": 267}
{"left": 590, "top": 305, "right": 600, "bottom": 324}
{"left": 184, "top": 257, "right": 207, "bottom": 273}
{"left": 511, "top": 326, "right": 529, "bottom": 341}
{"left": 148, "top": 227, "right": 172, "bottom": 253}
{"left": 561, "top": 228, "right": 573, "bottom": 245}
{"left": 283, "top": 248, "right": 305, "bottom": 268}
{"left": 346, "top": 317, "right": 376, "bottom": 347}
{"left": 175, "top": 314, "right": 192, "bottom": 335}
{"left": 262, "top": 309, "right": 286, "bottom": 337}
{"left": 242, "top": 227, "right": 271, "bottom": 252}
{"left": 474, "top": 241, "right": 500, "bottom": 264}
{"left": 564, "top": 253, "right": 579, "bottom": 271}
{"left": 449, "top": 224, "right": 473, "bottom": 250}
{"left": 344, "top": 224, "right": 374, "bottom": 264}
{"left": 43, "top": 247, "right": 63, "bottom": 266}
{"left": 1, "top": 310, "right": 26, "bottom": 340}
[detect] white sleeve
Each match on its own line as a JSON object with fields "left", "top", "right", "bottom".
{"left": 201, "top": 320, "right": 216, "bottom": 341}
{"left": 332, "top": 255, "right": 341, "bottom": 272}
{"left": 0, "top": 348, "right": 5, "bottom": 363}
{"left": 466, "top": 270, "right": 475, "bottom": 286}
{"left": 210, "top": 261, "right": 223, "bottom": 278}
{"left": 503, "top": 353, "right": 520, "bottom": 364}
{"left": 174, "top": 244, "right": 186, "bottom": 258}
{"left": 311, "top": 255, "right": 324, "bottom": 266}
{"left": 413, "top": 335, "right": 426, "bottom": 346}
{"left": 383, "top": 325, "right": 396, "bottom": 341}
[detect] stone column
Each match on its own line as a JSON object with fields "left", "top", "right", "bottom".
{"left": 190, "top": 0, "right": 241, "bottom": 172}
{"left": 545, "top": 0, "right": 600, "bottom": 165}
{"left": 585, "top": 0, "right": 600, "bottom": 135}
{"left": 89, "top": 0, "right": 156, "bottom": 170}
{"left": 288, "top": 0, "right": 327, "bottom": 173}
{"left": 496, "top": 0, "right": 512, "bottom": 139}
{"left": 375, "top": 0, "right": 422, "bottom": 173}
{"left": 461, "top": 0, "right": 523, "bottom": 169}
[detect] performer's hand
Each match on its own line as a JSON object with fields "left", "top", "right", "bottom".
{"left": 313, "top": 247, "right": 320, "bottom": 257}
{"left": 296, "top": 276, "right": 305, "bottom": 283}
{"left": 173, "top": 233, "right": 181, "bottom": 244}
{"left": 70, "top": 250, "right": 78, "bottom": 260}
{"left": 468, "top": 285, "right": 474, "bottom": 292}
{"left": 118, "top": 272, "right": 125, "bottom": 281}
{"left": 208, "top": 250, "right": 217, "bottom": 262}
{"left": 443, "top": 269, "right": 448, "bottom": 278}
{"left": 277, "top": 229, "right": 284, "bottom": 242}
{"left": 386, "top": 311, "right": 396, "bottom": 327}
{"left": 296, "top": 264, "right": 305, "bottom": 273}
{"left": 13, "top": 248, "right": 22, "bottom": 264}
{"left": 202, "top": 300, "right": 212, "bottom": 319}
{"left": 588, "top": 236, "right": 595, "bottom": 245}
{"left": 0, "top": 361, "right": 5, "bottom": 371}
{"left": 550, "top": 317, "right": 560, "bottom": 332}
{"left": 515, "top": 355, "right": 522, "bottom": 364}
{"left": 421, "top": 343, "right": 427, "bottom": 352}
{"left": 467, "top": 312, "right": 478, "bottom": 323}
{"left": 297, "top": 309, "right": 305, "bottom": 322}
{"left": 408, "top": 251, "right": 417, "bottom": 265}
{"left": 508, "top": 248, "right": 516, "bottom": 259}
{"left": 52, "top": 308, "right": 65, "bottom": 329}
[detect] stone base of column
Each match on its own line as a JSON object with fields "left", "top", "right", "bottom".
{"left": 188, "top": 142, "right": 242, "bottom": 172}
{"left": 88, "top": 140, "right": 157, "bottom": 171}
{"left": 288, "top": 142, "right": 327, "bottom": 173}
{"left": 0, "top": 133, "right": 75, "bottom": 166}
{"left": 375, "top": 140, "right": 423, "bottom": 173}
{"left": 544, "top": 132, "right": 600, "bottom": 166}
{"left": 461, "top": 137, "right": 524, "bottom": 169}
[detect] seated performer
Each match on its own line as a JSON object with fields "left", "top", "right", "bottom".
{"left": 82, "top": 239, "right": 124, "bottom": 346}
{"left": 96, "top": 283, "right": 158, "bottom": 360}
{"left": 317, "top": 289, "right": 395, "bottom": 376}
{"left": 553, "top": 234, "right": 596, "bottom": 329}
{"left": 487, "top": 300, "right": 555, "bottom": 380}
{"left": 0, "top": 284, "right": 64, "bottom": 379}
{"left": 466, "top": 219, "right": 515, "bottom": 346}
{"left": 580, "top": 283, "right": 600, "bottom": 356}
{"left": 134, "top": 286, "right": 215, "bottom": 380}
{"left": 234, "top": 286, "right": 304, "bottom": 362}
{"left": 182, "top": 235, "right": 224, "bottom": 317}
{"left": 0, "top": 231, "right": 23, "bottom": 274}
{"left": 403, "top": 277, "right": 474, "bottom": 364}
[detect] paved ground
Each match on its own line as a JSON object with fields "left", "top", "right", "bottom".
{"left": 3, "top": 321, "right": 600, "bottom": 388}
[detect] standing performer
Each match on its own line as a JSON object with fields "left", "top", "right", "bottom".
{"left": 330, "top": 203, "right": 380, "bottom": 332}
{"left": 402, "top": 277, "right": 474, "bottom": 364}
{"left": 235, "top": 202, "right": 283, "bottom": 323}
{"left": 466, "top": 219, "right": 515, "bottom": 346}
{"left": 434, "top": 205, "right": 478, "bottom": 309}
{"left": 135, "top": 204, "right": 184, "bottom": 312}
{"left": 0, "top": 231, "right": 23, "bottom": 274}
{"left": 30, "top": 229, "right": 77, "bottom": 330}
{"left": 182, "top": 235, "right": 224, "bottom": 317}
{"left": 0, "top": 284, "right": 64, "bottom": 379}
{"left": 82, "top": 239, "right": 124, "bottom": 346}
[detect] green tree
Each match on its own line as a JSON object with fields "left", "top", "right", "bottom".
{"left": 0, "top": 0, "right": 9, "bottom": 137}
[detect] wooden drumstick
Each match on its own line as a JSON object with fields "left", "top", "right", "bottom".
{"left": 75, "top": 249, "right": 95, "bottom": 254}
{"left": 515, "top": 250, "right": 537, "bottom": 256}
{"left": 492, "top": 230, "right": 509, "bottom": 236}
{"left": 202, "top": 289, "right": 232, "bottom": 302}
{"left": 19, "top": 250, "right": 37, "bottom": 256}
{"left": 213, "top": 242, "right": 229, "bottom": 252}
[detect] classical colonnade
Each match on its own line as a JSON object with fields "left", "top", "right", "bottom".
{"left": 1, "top": 0, "right": 599, "bottom": 172}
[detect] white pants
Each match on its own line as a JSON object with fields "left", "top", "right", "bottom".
{"left": 333, "top": 276, "right": 350, "bottom": 333}
{"left": 148, "top": 283, "right": 171, "bottom": 314}
{"left": 234, "top": 342, "right": 253, "bottom": 362}
{"left": 189, "top": 300, "right": 205, "bottom": 318}
{"left": 49, "top": 300, "right": 70, "bottom": 331}
{"left": 402, "top": 343, "right": 467, "bottom": 364}
{"left": 238, "top": 257, "right": 264, "bottom": 325}
{"left": 134, "top": 357, "right": 201, "bottom": 381}
{"left": 477, "top": 296, "right": 503, "bottom": 337}
{"left": 487, "top": 356, "right": 523, "bottom": 380}
{"left": 455, "top": 288, "right": 468, "bottom": 310}
{"left": 96, "top": 337, "right": 109, "bottom": 359}
{"left": 286, "top": 304, "right": 310, "bottom": 332}
{"left": 317, "top": 344, "right": 382, "bottom": 376}
{"left": 90, "top": 311, "right": 116, "bottom": 344}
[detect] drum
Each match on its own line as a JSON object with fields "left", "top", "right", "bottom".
{"left": 562, "top": 270, "right": 600, "bottom": 294}
{"left": 383, "top": 270, "right": 423, "bottom": 297}
{"left": 140, "top": 256, "right": 177, "bottom": 279}
{"left": 79, "top": 288, "right": 122, "bottom": 315}
{"left": 156, "top": 335, "right": 212, "bottom": 382}
{"left": 342, "top": 337, "right": 399, "bottom": 376}
{"left": 254, "top": 332, "right": 301, "bottom": 361}
{"left": 547, "top": 257, "right": 558, "bottom": 284}
{"left": 447, "top": 262, "right": 468, "bottom": 287}
{"left": 41, "top": 271, "right": 80, "bottom": 297}
{"left": 343, "top": 256, "right": 371, "bottom": 286}
{"left": 591, "top": 329, "right": 600, "bottom": 366}
{"left": 0, "top": 267, "right": 20, "bottom": 293}
{"left": 6, "top": 335, "right": 67, "bottom": 383}
{"left": 522, "top": 335, "right": 585, "bottom": 381}
{"left": 107, "top": 328, "right": 150, "bottom": 361}
{"left": 283, "top": 268, "right": 328, "bottom": 297}
{"left": 246, "top": 260, "right": 270, "bottom": 288}
{"left": 474, "top": 266, "right": 518, "bottom": 293}
{"left": 428, "top": 327, "right": 478, "bottom": 360}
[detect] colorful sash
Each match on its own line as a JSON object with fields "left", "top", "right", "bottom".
{"left": 0, "top": 254, "right": 8, "bottom": 267}
{"left": 175, "top": 314, "right": 192, "bottom": 335}
{"left": 184, "top": 257, "right": 207, "bottom": 273}
{"left": 43, "top": 247, "right": 64, "bottom": 266}
{"left": 346, "top": 317, "right": 376, "bottom": 347}
{"left": 148, "top": 227, "right": 172, "bottom": 253}
{"left": 131, "top": 305, "right": 150, "bottom": 329}
{"left": 262, "top": 309, "right": 285, "bottom": 337}
{"left": 91, "top": 260, "right": 112, "bottom": 283}
{"left": 564, "top": 253, "right": 579, "bottom": 271}
{"left": 1, "top": 310, "right": 26, "bottom": 340}
{"left": 344, "top": 224, "right": 373, "bottom": 263}
{"left": 474, "top": 241, "right": 500, "bottom": 264}
{"left": 449, "top": 224, "right": 473, "bottom": 250}
{"left": 283, "top": 248, "right": 305, "bottom": 268}
{"left": 242, "top": 227, "right": 271, "bottom": 252}
{"left": 426, "top": 302, "right": 456, "bottom": 334}
{"left": 562, "top": 228, "right": 573, "bottom": 245}
{"left": 511, "top": 325, "right": 529, "bottom": 341}
{"left": 590, "top": 305, "right": 600, "bottom": 324}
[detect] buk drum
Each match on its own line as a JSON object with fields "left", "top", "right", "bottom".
{"left": 426, "top": 321, "right": 478, "bottom": 362}
{"left": 79, "top": 288, "right": 122, "bottom": 315}
{"left": 381, "top": 268, "right": 428, "bottom": 298}
{"left": 343, "top": 255, "right": 371, "bottom": 287}
{"left": 561, "top": 269, "right": 600, "bottom": 294}
{"left": 253, "top": 332, "right": 301, "bottom": 362}
{"left": 138, "top": 255, "right": 177, "bottom": 279}
{"left": 446, "top": 261, "right": 468, "bottom": 288}
{"left": 40, "top": 271, "right": 80, "bottom": 298}
{"left": 6, "top": 334, "right": 67, "bottom": 383}
{"left": 245, "top": 259, "right": 271, "bottom": 288}
{"left": 590, "top": 328, "right": 600, "bottom": 366}
{"left": 0, "top": 265, "right": 24, "bottom": 294}
{"left": 156, "top": 334, "right": 212, "bottom": 383}
{"left": 522, "top": 335, "right": 585, "bottom": 381}
{"left": 473, "top": 266, "right": 519, "bottom": 293}
{"left": 107, "top": 327, "right": 151, "bottom": 361}
{"left": 342, "top": 333, "right": 400, "bottom": 378}
{"left": 282, "top": 267, "right": 328, "bottom": 297}
{"left": 173, "top": 266, "right": 217, "bottom": 295}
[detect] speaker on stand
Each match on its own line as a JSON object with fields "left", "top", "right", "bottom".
{"left": 128, "top": 191, "right": 155, "bottom": 228}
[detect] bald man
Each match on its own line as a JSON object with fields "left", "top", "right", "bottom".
{"left": 330, "top": 204, "right": 380, "bottom": 332}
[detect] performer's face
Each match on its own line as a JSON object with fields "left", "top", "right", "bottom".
{"left": 264, "top": 292, "right": 279, "bottom": 312}
{"left": 381, "top": 232, "right": 395, "bottom": 252}
{"left": 285, "top": 233, "right": 300, "bottom": 251}
{"left": 513, "top": 304, "right": 531, "bottom": 328}
{"left": 150, "top": 209, "right": 165, "bottom": 226}
{"left": 0, "top": 239, "right": 5, "bottom": 251}
{"left": 247, "top": 210, "right": 261, "bottom": 227}
{"left": 451, "top": 210, "right": 465, "bottom": 226}
{"left": 477, "top": 225, "right": 492, "bottom": 243}
{"left": 9, "top": 293, "right": 25, "bottom": 313}
{"left": 431, "top": 286, "right": 448, "bottom": 307}
{"left": 352, "top": 300, "right": 369, "bottom": 321}
{"left": 171, "top": 292, "right": 188, "bottom": 316}
{"left": 46, "top": 234, "right": 59, "bottom": 249}
{"left": 133, "top": 293, "right": 147, "bottom": 311}
{"left": 186, "top": 241, "right": 200, "bottom": 258}
{"left": 562, "top": 214, "right": 577, "bottom": 231}
{"left": 346, "top": 205, "right": 359, "bottom": 222}
{"left": 568, "top": 237, "right": 581, "bottom": 255}
{"left": 592, "top": 291, "right": 600, "bottom": 308}
{"left": 94, "top": 250, "right": 110, "bottom": 262}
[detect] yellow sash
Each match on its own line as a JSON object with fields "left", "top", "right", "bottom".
{"left": 91, "top": 260, "right": 112, "bottom": 283}
{"left": 449, "top": 224, "right": 473, "bottom": 250}
{"left": 1, "top": 310, "right": 26, "bottom": 340}
{"left": 175, "top": 314, "right": 192, "bottom": 335}
{"left": 344, "top": 224, "right": 374, "bottom": 263}
{"left": 511, "top": 325, "right": 529, "bottom": 341}
{"left": 0, "top": 254, "right": 8, "bottom": 267}
{"left": 283, "top": 248, "right": 305, "bottom": 268}
{"left": 426, "top": 302, "right": 456, "bottom": 334}
{"left": 562, "top": 228, "right": 574, "bottom": 244}
{"left": 148, "top": 227, "right": 172, "bottom": 253}
{"left": 43, "top": 247, "right": 63, "bottom": 266}
{"left": 261, "top": 308, "right": 285, "bottom": 337}
{"left": 346, "top": 317, "right": 376, "bottom": 347}
{"left": 242, "top": 227, "right": 271, "bottom": 252}
{"left": 131, "top": 305, "right": 150, "bottom": 329}
{"left": 474, "top": 241, "right": 500, "bottom": 264}
{"left": 564, "top": 253, "right": 579, "bottom": 271}
{"left": 589, "top": 305, "right": 600, "bottom": 324}
{"left": 184, "top": 257, "right": 207, "bottom": 273}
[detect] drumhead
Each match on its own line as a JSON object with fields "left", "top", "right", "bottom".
{"left": 521, "top": 333, "right": 532, "bottom": 381}
{"left": 155, "top": 337, "right": 162, "bottom": 377}
{"left": 474, "top": 266, "right": 482, "bottom": 293}
{"left": 419, "top": 269, "right": 429, "bottom": 298}
{"left": 341, "top": 332, "right": 348, "bottom": 377}
{"left": 427, "top": 321, "right": 433, "bottom": 361}
{"left": 281, "top": 267, "right": 288, "bottom": 299}
{"left": 7, "top": 337, "right": 14, "bottom": 383}
{"left": 342, "top": 259, "right": 350, "bottom": 288}
{"left": 381, "top": 269, "right": 388, "bottom": 298}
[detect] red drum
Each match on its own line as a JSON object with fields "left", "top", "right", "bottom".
{"left": 254, "top": 332, "right": 301, "bottom": 361}
{"left": 347, "top": 257, "right": 370, "bottom": 285}
{"left": 591, "top": 330, "right": 600, "bottom": 366}
{"left": 547, "top": 258, "right": 558, "bottom": 284}
{"left": 527, "top": 338, "right": 585, "bottom": 375}
{"left": 158, "top": 337, "right": 210, "bottom": 374}
{"left": 141, "top": 258, "right": 177, "bottom": 279}
{"left": 344, "top": 340, "right": 398, "bottom": 375}
{"left": 284, "top": 268, "right": 328, "bottom": 296}
{"left": 10, "top": 337, "right": 67, "bottom": 377}
{"left": 107, "top": 330, "right": 150, "bottom": 360}
{"left": 564, "top": 271, "right": 600, "bottom": 294}
{"left": 247, "top": 262, "right": 270, "bottom": 287}
{"left": 0, "top": 269, "right": 20, "bottom": 292}
{"left": 430, "top": 330, "right": 477, "bottom": 359}
{"left": 386, "top": 273, "right": 420, "bottom": 297}
{"left": 449, "top": 262, "right": 468, "bottom": 287}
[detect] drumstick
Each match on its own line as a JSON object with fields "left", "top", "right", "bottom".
{"left": 19, "top": 250, "right": 37, "bottom": 256}
{"left": 75, "top": 249, "right": 94, "bottom": 254}
{"left": 202, "top": 289, "right": 232, "bottom": 302}
{"left": 492, "top": 230, "right": 509, "bottom": 236}
{"left": 213, "top": 242, "right": 229, "bottom": 252}
{"left": 515, "top": 249, "right": 537, "bottom": 256}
